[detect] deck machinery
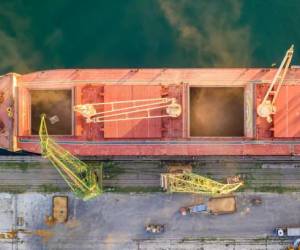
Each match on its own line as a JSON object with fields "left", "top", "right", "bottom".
{"left": 74, "top": 97, "right": 182, "bottom": 123}
{"left": 257, "top": 45, "right": 294, "bottom": 123}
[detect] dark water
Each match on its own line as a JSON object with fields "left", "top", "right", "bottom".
{"left": 0, "top": 0, "right": 300, "bottom": 155}
{"left": 0, "top": 0, "right": 299, "bottom": 74}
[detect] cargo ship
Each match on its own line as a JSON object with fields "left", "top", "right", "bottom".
{"left": 1, "top": 46, "right": 300, "bottom": 157}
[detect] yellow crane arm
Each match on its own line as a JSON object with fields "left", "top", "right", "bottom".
{"left": 160, "top": 173, "right": 243, "bottom": 195}
{"left": 39, "top": 114, "right": 102, "bottom": 200}
{"left": 257, "top": 45, "right": 294, "bottom": 123}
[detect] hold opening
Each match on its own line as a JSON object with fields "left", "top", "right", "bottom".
{"left": 189, "top": 87, "right": 244, "bottom": 137}
{"left": 31, "top": 90, "right": 72, "bottom": 135}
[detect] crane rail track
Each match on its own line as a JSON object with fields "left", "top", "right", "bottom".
{"left": 1, "top": 156, "right": 300, "bottom": 192}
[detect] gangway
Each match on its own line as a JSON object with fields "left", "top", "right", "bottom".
{"left": 39, "top": 114, "right": 102, "bottom": 200}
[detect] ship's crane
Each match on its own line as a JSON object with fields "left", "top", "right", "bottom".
{"left": 161, "top": 172, "right": 243, "bottom": 196}
{"left": 257, "top": 45, "right": 294, "bottom": 123}
{"left": 39, "top": 115, "right": 102, "bottom": 200}
{"left": 74, "top": 97, "right": 182, "bottom": 123}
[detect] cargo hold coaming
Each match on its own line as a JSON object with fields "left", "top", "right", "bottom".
{"left": 1, "top": 67, "right": 300, "bottom": 156}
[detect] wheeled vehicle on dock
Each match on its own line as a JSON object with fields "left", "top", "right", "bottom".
{"left": 145, "top": 224, "right": 165, "bottom": 234}
{"left": 179, "top": 196, "right": 237, "bottom": 216}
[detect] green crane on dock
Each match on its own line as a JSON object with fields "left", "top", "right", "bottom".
{"left": 39, "top": 114, "right": 102, "bottom": 200}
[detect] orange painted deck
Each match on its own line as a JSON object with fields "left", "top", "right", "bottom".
{"left": 274, "top": 85, "right": 300, "bottom": 137}
{"left": 103, "top": 85, "right": 162, "bottom": 138}
{"left": 1, "top": 68, "right": 300, "bottom": 156}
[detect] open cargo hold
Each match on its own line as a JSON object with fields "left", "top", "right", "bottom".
{"left": 189, "top": 87, "right": 244, "bottom": 137}
{"left": 30, "top": 90, "right": 72, "bottom": 135}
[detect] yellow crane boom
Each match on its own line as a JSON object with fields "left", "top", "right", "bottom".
{"left": 39, "top": 114, "right": 102, "bottom": 200}
{"left": 161, "top": 172, "right": 243, "bottom": 195}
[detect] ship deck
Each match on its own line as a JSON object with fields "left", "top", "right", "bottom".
{"left": 1, "top": 68, "right": 300, "bottom": 156}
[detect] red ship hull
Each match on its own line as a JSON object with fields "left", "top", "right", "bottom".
{"left": 1, "top": 68, "right": 300, "bottom": 156}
